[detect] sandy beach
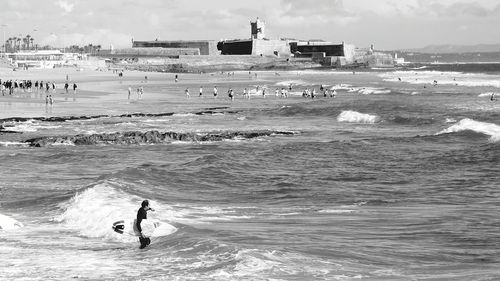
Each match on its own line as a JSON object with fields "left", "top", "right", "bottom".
{"left": 0, "top": 66, "right": 319, "bottom": 119}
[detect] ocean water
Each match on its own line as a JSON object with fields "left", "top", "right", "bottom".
{"left": 0, "top": 68, "right": 499, "bottom": 280}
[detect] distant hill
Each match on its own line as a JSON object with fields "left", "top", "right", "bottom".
{"left": 402, "top": 44, "right": 500, "bottom": 54}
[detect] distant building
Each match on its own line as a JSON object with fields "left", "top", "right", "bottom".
{"left": 7, "top": 50, "right": 65, "bottom": 68}
{"left": 131, "top": 40, "right": 219, "bottom": 56}
{"left": 217, "top": 18, "right": 291, "bottom": 57}
{"left": 290, "top": 41, "right": 356, "bottom": 66}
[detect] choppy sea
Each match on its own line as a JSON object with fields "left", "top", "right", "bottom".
{"left": 1, "top": 66, "right": 499, "bottom": 280}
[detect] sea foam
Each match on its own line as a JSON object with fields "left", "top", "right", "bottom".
{"left": 55, "top": 182, "right": 176, "bottom": 242}
{"left": 337, "top": 110, "right": 379, "bottom": 124}
{"left": 0, "top": 213, "right": 24, "bottom": 230}
{"left": 437, "top": 118, "right": 500, "bottom": 142}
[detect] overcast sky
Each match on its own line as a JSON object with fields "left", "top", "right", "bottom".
{"left": 1, "top": 0, "right": 499, "bottom": 50}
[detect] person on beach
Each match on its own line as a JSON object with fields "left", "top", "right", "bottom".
{"left": 199, "top": 86, "right": 203, "bottom": 98}
{"left": 185, "top": 88, "right": 190, "bottom": 98}
{"left": 128, "top": 87, "right": 132, "bottom": 100}
{"left": 64, "top": 82, "right": 69, "bottom": 94}
{"left": 73, "top": 83, "right": 77, "bottom": 94}
{"left": 213, "top": 86, "right": 218, "bottom": 98}
{"left": 136, "top": 200, "right": 155, "bottom": 249}
{"left": 228, "top": 88, "right": 234, "bottom": 101}
{"left": 175, "top": 74, "right": 178, "bottom": 83}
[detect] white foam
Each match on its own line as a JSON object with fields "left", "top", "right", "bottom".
{"left": 55, "top": 182, "right": 177, "bottom": 242}
{"left": 0, "top": 141, "right": 28, "bottom": 147}
{"left": 437, "top": 118, "right": 500, "bottom": 142}
{"left": 0, "top": 213, "right": 24, "bottom": 230}
{"left": 380, "top": 71, "right": 500, "bottom": 88}
{"left": 318, "top": 209, "right": 356, "bottom": 214}
{"left": 359, "top": 88, "right": 391, "bottom": 95}
{"left": 173, "top": 113, "right": 196, "bottom": 117}
{"left": 478, "top": 92, "right": 499, "bottom": 97}
{"left": 275, "top": 80, "right": 310, "bottom": 87}
{"left": 3, "top": 120, "right": 62, "bottom": 133}
{"left": 343, "top": 86, "right": 390, "bottom": 95}
{"left": 330, "top": 84, "right": 353, "bottom": 90}
{"left": 337, "top": 110, "right": 379, "bottom": 124}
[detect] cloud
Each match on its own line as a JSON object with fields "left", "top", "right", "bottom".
{"left": 55, "top": 0, "right": 75, "bottom": 13}
{"left": 407, "top": 0, "right": 500, "bottom": 18}
{"left": 276, "top": 0, "right": 359, "bottom": 28}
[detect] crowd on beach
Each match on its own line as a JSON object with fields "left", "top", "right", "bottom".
{"left": 0, "top": 79, "right": 78, "bottom": 105}
{"left": 178, "top": 84, "right": 337, "bottom": 101}
{"left": 1, "top": 79, "right": 77, "bottom": 95}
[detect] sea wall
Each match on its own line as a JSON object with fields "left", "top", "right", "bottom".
{"left": 121, "top": 55, "right": 319, "bottom": 72}
{"left": 105, "top": 48, "right": 200, "bottom": 57}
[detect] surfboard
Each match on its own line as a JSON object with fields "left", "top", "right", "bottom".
{"left": 112, "top": 219, "right": 175, "bottom": 238}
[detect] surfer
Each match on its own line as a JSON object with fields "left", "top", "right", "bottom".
{"left": 137, "top": 200, "right": 155, "bottom": 249}
{"left": 490, "top": 93, "right": 497, "bottom": 101}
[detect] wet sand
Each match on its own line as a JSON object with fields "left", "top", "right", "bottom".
{"left": 0, "top": 66, "right": 311, "bottom": 119}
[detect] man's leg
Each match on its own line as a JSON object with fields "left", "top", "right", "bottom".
{"left": 139, "top": 237, "right": 147, "bottom": 249}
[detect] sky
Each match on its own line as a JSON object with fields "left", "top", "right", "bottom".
{"left": 0, "top": 0, "right": 499, "bottom": 50}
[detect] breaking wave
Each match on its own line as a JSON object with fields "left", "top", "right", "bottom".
{"left": 337, "top": 111, "right": 379, "bottom": 124}
{"left": 54, "top": 182, "right": 176, "bottom": 242}
{"left": 436, "top": 118, "right": 500, "bottom": 142}
{"left": 0, "top": 213, "right": 24, "bottom": 230}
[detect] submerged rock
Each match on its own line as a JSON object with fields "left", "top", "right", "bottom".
{"left": 24, "top": 130, "right": 296, "bottom": 147}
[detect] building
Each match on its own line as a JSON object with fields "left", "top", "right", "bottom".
{"left": 131, "top": 40, "right": 218, "bottom": 56}
{"left": 217, "top": 18, "right": 291, "bottom": 57}
{"left": 7, "top": 50, "right": 65, "bottom": 68}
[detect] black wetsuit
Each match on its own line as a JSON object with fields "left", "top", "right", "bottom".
{"left": 136, "top": 207, "right": 151, "bottom": 248}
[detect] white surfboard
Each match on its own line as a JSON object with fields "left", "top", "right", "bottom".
{"left": 112, "top": 219, "right": 175, "bottom": 238}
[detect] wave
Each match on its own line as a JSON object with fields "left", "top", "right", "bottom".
{"left": 0, "top": 107, "right": 234, "bottom": 131}
{"left": 54, "top": 182, "right": 177, "bottom": 242}
{"left": 337, "top": 110, "right": 379, "bottom": 124}
{"left": 380, "top": 71, "right": 500, "bottom": 88}
{"left": 478, "top": 92, "right": 499, "bottom": 98}
{"left": 275, "top": 80, "right": 311, "bottom": 87}
{"left": 24, "top": 130, "right": 296, "bottom": 147}
{"left": 0, "top": 213, "right": 24, "bottom": 230}
{"left": 436, "top": 118, "right": 500, "bottom": 142}
{"left": 0, "top": 141, "right": 29, "bottom": 147}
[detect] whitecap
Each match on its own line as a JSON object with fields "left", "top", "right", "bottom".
{"left": 55, "top": 182, "right": 177, "bottom": 242}
{"left": 337, "top": 110, "right": 379, "bottom": 124}
{"left": 436, "top": 118, "right": 500, "bottom": 142}
{"left": 0, "top": 213, "right": 24, "bottom": 230}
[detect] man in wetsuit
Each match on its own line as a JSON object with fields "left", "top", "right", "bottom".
{"left": 137, "top": 200, "right": 154, "bottom": 249}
